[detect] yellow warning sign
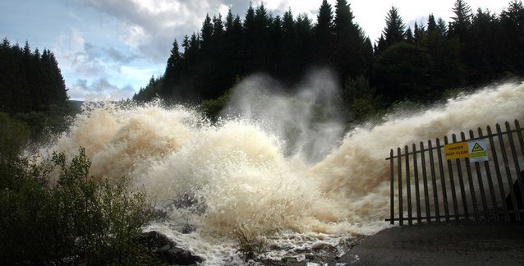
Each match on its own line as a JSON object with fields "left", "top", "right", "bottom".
{"left": 471, "top": 143, "right": 484, "bottom": 153}
{"left": 444, "top": 142, "right": 469, "bottom": 160}
{"left": 444, "top": 140, "right": 489, "bottom": 162}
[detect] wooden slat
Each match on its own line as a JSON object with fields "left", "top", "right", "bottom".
{"left": 462, "top": 131, "right": 479, "bottom": 222}
{"left": 436, "top": 137, "right": 450, "bottom": 223}
{"left": 413, "top": 143, "right": 422, "bottom": 224}
{"left": 448, "top": 135, "right": 460, "bottom": 221}
{"left": 397, "top": 147, "right": 403, "bottom": 225}
{"left": 389, "top": 149, "right": 395, "bottom": 225}
{"left": 420, "top": 141, "right": 431, "bottom": 223}
{"left": 405, "top": 145, "right": 413, "bottom": 225}
{"left": 428, "top": 140, "right": 440, "bottom": 224}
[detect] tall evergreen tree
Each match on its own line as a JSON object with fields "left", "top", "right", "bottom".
{"left": 500, "top": 0, "right": 524, "bottom": 74}
{"left": 468, "top": 8, "right": 505, "bottom": 81}
{"left": 448, "top": 0, "right": 473, "bottom": 41}
{"left": 422, "top": 15, "right": 465, "bottom": 93}
{"left": 413, "top": 22, "right": 425, "bottom": 43}
{"left": 162, "top": 40, "right": 182, "bottom": 98}
{"left": 405, "top": 27, "right": 414, "bottom": 43}
{"left": 314, "top": 0, "right": 334, "bottom": 64}
{"left": 224, "top": 9, "right": 243, "bottom": 77}
{"left": 200, "top": 14, "right": 213, "bottom": 52}
{"left": 332, "top": 0, "right": 366, "bottom": 82}
{"left": 242, "top": 4, "right": 257, "bottom": 74}
{"left": 382, "top": 7, "right": 406, "bottom": 47}
{"left": 427, "top": 14, "right": 437, "bottom": 32}
{"left": 295, "top": 14, "right": 314, "bottom": 77}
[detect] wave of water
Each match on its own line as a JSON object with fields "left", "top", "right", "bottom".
{"left": 39, "top": 74, "right": 524, "bottom": 264}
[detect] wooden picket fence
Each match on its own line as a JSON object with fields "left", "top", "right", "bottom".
{"left": 386, "top": 119, "right": 524, "bottom": 225}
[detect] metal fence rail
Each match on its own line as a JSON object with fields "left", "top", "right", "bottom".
{"left": 386, "top": 119, "right": 524, "bottom": 225}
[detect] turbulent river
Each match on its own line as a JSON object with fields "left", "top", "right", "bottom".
{"left": 37, "top": 72, "right": 524, "bottom": 264}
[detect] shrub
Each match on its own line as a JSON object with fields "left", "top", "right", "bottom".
{"left": 0, "top": 148, "right": 155, "bottom": 265}
{"left": 0, "top": 112, "right": 30, "bottom": 158}
{"left": 233, "top": 224, "right": 268, "bottom": 260}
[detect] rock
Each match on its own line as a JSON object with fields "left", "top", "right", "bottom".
{"left": 139, "top": 231, "right": 204, "bottom": 265}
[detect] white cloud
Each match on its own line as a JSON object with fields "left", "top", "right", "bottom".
{"left": 69, "top": 78, "right": 135, "bottom": 100}
{"left": 123, "top": 24, "right": 149, "bottom": 48}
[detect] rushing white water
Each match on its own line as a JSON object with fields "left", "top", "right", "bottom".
{"left": 39, "top": 74, "right": 524, "bottom": 264}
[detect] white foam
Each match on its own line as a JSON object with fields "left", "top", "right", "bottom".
{"left": 38, "top": 76, "right": 524, "bottom": 264}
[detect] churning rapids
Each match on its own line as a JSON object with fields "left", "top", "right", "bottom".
{"left": 36, "top": 72, "right": 524, "bottom": 265}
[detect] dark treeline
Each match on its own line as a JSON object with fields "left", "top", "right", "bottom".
{"left": 0, "top": 39, "right": 69, "bottom": 114}
{"left": 134, "top": 0, "right": 524, "bottom": 114}
{"left": 0, "top": 38, "right": 71, "bottom": 139}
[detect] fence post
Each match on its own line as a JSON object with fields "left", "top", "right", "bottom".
{"left": 428, "top": 139, "right": 440, "bottom": 224}
{"left": 389, "top": 149, "right": 395, "bottom": 225}
{"left": 397, "top": 147, "right": 403, "bottom": 225}
{"left": 447, "top": 135, "right": 460, "bottom": 222}
{"left": 420, "top": 141, "right": 431, "bottom": 223}
{"left": 436, "top": 137, "right": 450, "bottom": 223}
{"left": 405, "top": 145, "right": 413, "bottom": 225}
{"left": 413, "top": 143, "right": 422, "bottom": 224}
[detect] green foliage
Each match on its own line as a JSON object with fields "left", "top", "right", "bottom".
{"left": 0, "top": 148, "right": 154, "bottom": 265}
{"left": 133, "top": 75, "right": 164, "bottom": 102}
{"left": 375, "top": 43, "right": 433, "bottom": 102}
{"left": 342, "top": 76, "right": 384, "bottom": 123}
{"left": 0, "top": 112, "right": 30, "bottom": 158}
{"left": 198, "top": 90, "right": 231, "bottom": 122}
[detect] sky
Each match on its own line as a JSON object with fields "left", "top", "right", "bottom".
{"left": 0, "top": 0, "right": 511, "bottom": 100}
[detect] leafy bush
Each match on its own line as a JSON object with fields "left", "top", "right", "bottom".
{"left": 0, "top": 148, "right": 155, "bottom": 265}
{"left": 198, "top": 90, "right": 231, "bottom": 122}
{"left": 0, "top": 112, "right": 30, "bottom": 158}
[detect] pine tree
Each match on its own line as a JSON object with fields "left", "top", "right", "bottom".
{"left": 468, "top": 8, "right": 504, "bottom": 81}
{"left": 242, "top": 4, "right": 257, "bottom": 74}
{"left": 200, "top": 14, "right": 213, "bottom": 53}
{"left": 382, "top": 6, "right": 406, "bottom": 47}
{"left": 224, "top": 9, "right": 243, "bottom": 77}
{"left": 162, "top": 40, "right": 182, "bottom": 98}
{"left": 332, "top": 0, "right": 366, "bottom": 82}
{"left": 448, "top": 0, "right": 472, "bottom": 41}
{"left": 422, "top": 14, "right": 465, "bottom": 93}
{"left": 314, "top": 0, "right": 334, "bottom": 64}
{"left": 500, "top": 0, "right": 524, "bottom": 74}
{"left": 413, "top": 22, "right": 425, "bottom": 43}
{"left": 405, "top": 27, "right": 414, "bottom": 43}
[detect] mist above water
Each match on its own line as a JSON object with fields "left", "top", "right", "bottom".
{"left": 40, "top": 72, "right": 524, "bottom": 263}
{"left": 223, "top": 69, "right": 345, "bottom": 163}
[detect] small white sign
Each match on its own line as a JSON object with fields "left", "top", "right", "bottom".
{"left": 468, "top": 139, "right": 488, "bottom": 162}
